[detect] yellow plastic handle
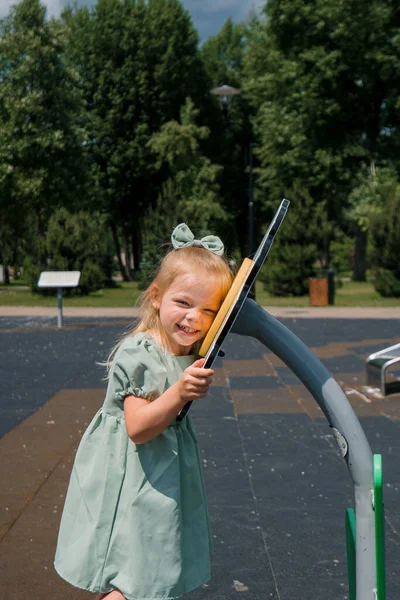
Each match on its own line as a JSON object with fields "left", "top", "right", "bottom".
{"left": 199, "top": 257, "right": 254, "bottom": 357}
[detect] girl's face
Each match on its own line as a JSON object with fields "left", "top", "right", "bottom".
{"left": 151, "top": 271, "right": 224, "bottom": 355}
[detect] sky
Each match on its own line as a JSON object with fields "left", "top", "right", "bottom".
{"left": 0, "top": 0, "right": 263, "bottom": 40}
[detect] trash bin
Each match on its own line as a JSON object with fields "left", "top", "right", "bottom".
{"left": 309, "top": 269, "right": 335, "bottom": 306}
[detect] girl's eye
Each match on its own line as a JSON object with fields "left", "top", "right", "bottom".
{"left": 204, "top": 309, "right": 217, "bottom": 315}
{"left": 176, "top": 299, "right": 189, "bottom": 306}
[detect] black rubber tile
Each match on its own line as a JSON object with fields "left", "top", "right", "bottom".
{"left": 277, "top": 318, "right": 400, "bottom": 347}
{"left": 223, "top": 334, "right": 265, "bottom": 360}
{"left": 228, "top": 376, "right": 282, "bottom": 390}
{"left": 273, "top": 367, "right": 303, "bottom": 385}
{"left": 191, "top": 386, "right": 236, "bottom": 421}
{"left": 236, "top": 413, "right": 400, "bottom": 599}
{"left": 256, "top": 506, "right": 348, "bottom": 600}
{"left": 2, "top": 315, "right": 400, "bottom": 600}
{"left": 0, "top": 318, "right": 127, "bottom": 437}
{"left": 351, "top": 342, "right": 394, "bottom": 356}
{"left": 192, "top": 402, "right": 247, "bottom": 464}
{"left": 237, "top": 416, "right": 352, "bottom": 502}
{"left": 318, "top": 355, "right": 366, "bottom": 374}
{"left": 190, "top": 432, "right": 279, "bottom": 597}
{"left": 0, "top": 407, "right": 35, "bottom": 438}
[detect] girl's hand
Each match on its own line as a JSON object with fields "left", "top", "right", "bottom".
{"left": 178, "top": 358, "right": 214, "bottom": 402}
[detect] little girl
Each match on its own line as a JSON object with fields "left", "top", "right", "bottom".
{"left": 54, "top": 223, "right": 234, "bottom": 600}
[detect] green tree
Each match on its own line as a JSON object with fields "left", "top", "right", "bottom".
{"left": 258, "top": 185, "right": 320, "bottom": 296}
{"left": 244, "top": 0, "right": 400, "bottom": 272}
{"left": 25, "top": 208, "right": 114, "bottom": 294}
{"left": 0, "top": 0, "right": 88, "bottom": 280}
{"left": 63, "top": 0, "right": 210, "bottom": 280}
{"left": 369, "top": 184, "right": 400, "bottom": 297}
{"left": 141, "top": 98, "right": 231, "bottom": 274}
{"left": 149, "top": 100, "right": 226, "bottom": 224}
{"left": 200, "top": 18, "right": 253, "bottom": 255}
{"left": 348, "top": 164, "right": 398, "bottom": 280}
{"left": 201, "top": 18, "right": 245, "bottom": 89}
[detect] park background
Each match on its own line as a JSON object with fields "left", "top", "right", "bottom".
{"left": 0, "top": 0, "right": 399, "bottom": 307}
{"left": 1, "top": 4, "right": 400, "bottom": 598}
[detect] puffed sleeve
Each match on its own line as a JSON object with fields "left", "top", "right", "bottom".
{"left": 111, "top": 337, "right": 167, "bottom": 403}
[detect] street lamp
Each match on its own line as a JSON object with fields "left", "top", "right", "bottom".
{"left": 210, "top": 84, "right": 255, "bottom": 257}
{"left": 210, "top": 84, "right": 241, "bottom": 120}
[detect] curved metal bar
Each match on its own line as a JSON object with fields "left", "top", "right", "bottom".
{"left": 232, "top": 299, "right": 376, "bottom": 600}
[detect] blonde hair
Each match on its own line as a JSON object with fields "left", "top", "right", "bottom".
{"left": 105, "top": 245, "right": 234, "bottom": 372}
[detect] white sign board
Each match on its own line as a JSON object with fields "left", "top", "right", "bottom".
{"left": 38, "top": 271, "right": 81, "bottom": 288}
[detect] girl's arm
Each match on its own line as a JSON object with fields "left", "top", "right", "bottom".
{"left": 124, "top": 359, "right": 214, "bottom": 444}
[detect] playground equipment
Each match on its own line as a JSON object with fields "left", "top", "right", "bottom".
{"left": 366, "top": 342, "right": 400, "bottom": 396}
{"left": 179, "top": 200, "right": 385, "bottom": 600}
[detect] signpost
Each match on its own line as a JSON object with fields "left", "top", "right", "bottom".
{"left": 37, "top": 271, "right": 81, "bottom": 328}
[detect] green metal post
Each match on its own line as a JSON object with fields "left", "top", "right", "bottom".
{"left": 374, "top": 454, "right": 386, "bottom": 600}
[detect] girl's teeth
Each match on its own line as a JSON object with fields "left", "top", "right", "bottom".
{"left": 180, "top": 325, "right": 197, "bottom": 333}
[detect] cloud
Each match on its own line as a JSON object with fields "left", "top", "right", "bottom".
{"left": 0, "top": 0, "right": 94, "bottom": 19}
{"left": 0, "top": 0, "right": 16, "bottom": 19}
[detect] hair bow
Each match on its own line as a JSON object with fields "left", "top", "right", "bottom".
{"left": 171, "top": 223, "right": 224, "bottom": 256}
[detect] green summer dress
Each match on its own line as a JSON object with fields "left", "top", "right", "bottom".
{"left": 54, "top": 332, "right": 213, "bottom": 600}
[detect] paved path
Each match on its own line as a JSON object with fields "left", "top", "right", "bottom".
{"left": 1, "top": 315, "right": 400, "bottom": 600}
{"left": 0, "top": 305, "right": 399, "bottom": 318}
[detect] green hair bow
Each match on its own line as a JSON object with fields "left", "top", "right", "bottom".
{"left": 171, "top": 223, "right": 224, "bottom": 256}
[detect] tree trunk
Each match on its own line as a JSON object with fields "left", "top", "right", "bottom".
{"left": 2, "top": 263, "right": 10, "bottom": 285}
{"left": 111, "top": 220, "right": 130, "bottom": 281}
{"left": 125, "top": 234, "right": 132, "bottom": 279}
{"left": 132, "top": 225, "right": 142, "bottom": 278}
{"left": 36, "top": 212, "right": 47, "bottom": 272}
{"left": 353, "top": 225, "right": 367, "bottom": 281}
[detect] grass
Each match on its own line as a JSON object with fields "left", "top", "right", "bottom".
{"left": 257, "top": 280, "right": 400, "bottom": 307}
{"left": 0, "top": 279, "right": 399, "bottom": 308}
{"left": 0, "top": 281, "right": 142, "bottom": 307}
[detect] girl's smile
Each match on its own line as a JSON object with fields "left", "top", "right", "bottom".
{"left": 177, "top": 323, "right": 199, "bottom": 334}
{"left": 150, "top": 272, "right": 223, "bottom": 355}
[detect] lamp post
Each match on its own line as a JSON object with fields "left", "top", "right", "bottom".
{"left": 211, "top": 84, "right": 255, "bottom": 258}
{"left": 247, "top": 141, "right": 254, "bottom": 257}
{"left": 210, "top": 84, "right": 241, "bottom": 120}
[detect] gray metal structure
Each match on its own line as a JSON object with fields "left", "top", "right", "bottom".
{"left": 232, "top": 299, "right": 377, "bottom": 600}
{"left": 177, "top": 198, "right": 379, "bottom": 597}
{"left": 366, "top": 342, "right": 400, "bottom": 396}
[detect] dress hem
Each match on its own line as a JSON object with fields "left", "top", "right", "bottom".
{"left": 54, "top": 561, "right": 211, "bottom": 600}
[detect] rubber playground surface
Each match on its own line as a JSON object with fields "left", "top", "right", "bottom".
{"left": 1, "top": 306, "right": 400, "bottom": 600}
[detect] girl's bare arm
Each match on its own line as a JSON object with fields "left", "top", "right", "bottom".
{"left": 124, "top": 359, "right": 213, "bottom": 444}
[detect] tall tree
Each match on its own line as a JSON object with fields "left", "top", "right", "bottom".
{"left": 244, "top": 0, "right": 400, "bottom": 274}
{"left": 348, "top": 164, "right": 398, "bottom": 280}
{"left": 141, "top": 99, "right": 231, "bottom": 285}
{"left": 369, "top": 183, "right": 400, "bottom": 297}
{"left": 200, "top": 19, "right": 253, "bottom": 255}
{"left": 63, "top": 0, "right": 210, "bottom": 279}
{"left": 148, "top": 98, "right": 227, "bottom": 228}
{"left": 201, "top": 18, "right": 245, "bottom": 88}
{"left": 0, "top": 0, "right": 88, "bottom": 279}
{"left": 259, "top": 184, "right": 320, "bottom": 296}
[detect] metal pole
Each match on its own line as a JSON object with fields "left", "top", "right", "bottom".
{"left": 232, "top": 299, "right": 377, "bottom": 599}
{"left": 57, "top": 287, "right": 63, "bottom": 328}
{"left": 248, "top": 143, "right": 256, "bottom": 300}
{"left": 248, "top": 142, "right": 254, "bottom": 256}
